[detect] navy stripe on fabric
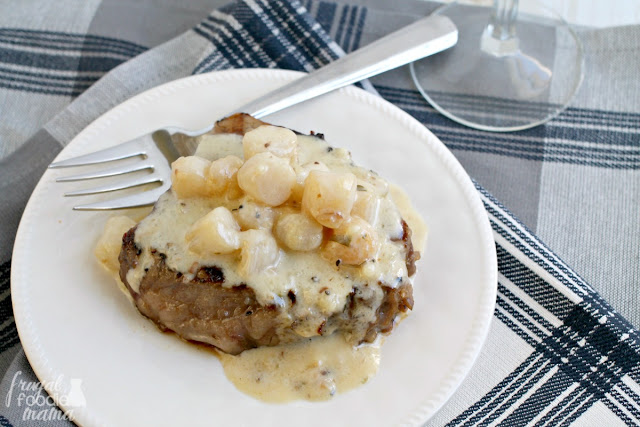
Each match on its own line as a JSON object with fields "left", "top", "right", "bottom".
{"left": 0, "top": 28, "right": 146, "bottom": 96}
{"left": 0, "top": 331, "right": 20, "bottom": 354}
{"left": 445, "top": 184, "right": 640, "bottom": 425}
{"left": 333, "top": 4, "right": 349, "bottom": 49}
{"left": 378, "top": 85, "right": 640, "bottom": 129}
{"left": 0, "top": 72, "right": 91, "bottom": 91}
{"left": 495, "top": 308, "right": 539, "bottom": 348}
{"left": 478, "top": 185, "right": 585, "bottom": 289}
{"left": 343, "top": 6, "right": 358, "bottom": 52}
{"left": 0, "top": 80, "right": 80, "bottom": 97}
{"left": 0, "top": 65, "right": 98, "bottom": 82}
{"left": 195, "top": 23, "right": 258, "bottom": 68}
{"left": 193, "top": 0, "right": 339, "bottom": 75}
{"left": 375, "top": 86, "right": 640, "bottom": 169}
{"left": 610, "top": 388, "right": 640, "bottom": 422}
{"left": 0, "top": 29, "right": 145, "bottom": 53}
{"left": 0, "top": 35, "right": 143, "bottom": 58}
{"left": 0, "top": 259, "right": 19, "bottom": 355}
{"left": 267, "top": 0, "right": 338, "bottom": 67}
{"left": 498, "top": 282, "right": 555, "bottom": 332}
{"left": 0, "top": 293, "right": 15, "bottom": 323}
{"left": 314, "top": 1, "right": 337, "bottom": 39}
{"left": 484, "top": 204, "right": 589, "bottom": 298}
{"left": 619, "top": 382, "right": 640, "bottom": 408}
{"left": 446, "top": 353, "right": 544, "bottom": 426}
{"left": 451, "top": 304, "right": 640, "bottom": 425}
{"left": 480, "top": 361, "right": 555, "bottom": 425}
{"left": 497, "top": 246, "right": 574, "bottom": 321}
{"left": 237, "top": 0, "right": 305, "bottom": 70}
{"left": 0, "top": 415, "right": 13, "bottom": 427}
{"left": 204, "top": 15, "right": 272, "bottom": 67}
{"left": 0, "top": 260, "right": 10, "bottom": 294}
{"left": 490, "top": 195, "right": 640, "bottom": 348}
{"left": 602, "top": 396, "right": 638, "bottom": 427}
{"left": 0, "top": 321, "right": 19, "bottom": 349}
{"left": 351, "top": 5, "right": 366, "bottom": 51}
{"left": 0, "top": 47, "right": 125, "bottom": 72}
{"left": 557, "top": 393, "right": 599, "bottom": 426}
{"left": 466, "top": 357, "right": 552, "bottom": 426}
{"left": 497, "top": 295, "right": 546, "bottom": 342}
{"left": 533, "top": 385, "right": 585, "bottom": 426}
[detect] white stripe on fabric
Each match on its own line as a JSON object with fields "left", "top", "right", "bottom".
{"left": 491, "top": 226, "right": 585, "bottom": 304}
{"left": 0, "top": 41, "right": 134, "bottom": 60}
{"left": 192, "top": 52, "right": 231, "bottom": 75}
{"left": 208, "top": 10, "right": 277, "bottom": 67}
{"left": 611, "top": 386, "right": 640, "bottom": 424}
{"left": 621, "top": 375, "right": 640, "bottom": 400}
{"left": 196, "top": 29, "right": 248, "bottom": 68}
{"left": 496, "top": 301, "right": 544, "bottom": 344}
{"left": 494, "top": 366, "right": 560, "bottom": 426}
{"left": 603, "top": 395, "right": 639, "bottom": 427}
{"left": 499, "top": 272, "right": 563, "bottom": 330}
{"left": 553, "top": 388, "right": 593, "bottom": 426}
{"left": 481, "top": 192, "right": 593, "bottom": 296}
{"left": 481, "top": 358, "right": 554, "bottom": 425}
{"left": 244, "top": 0, "right": 315, "bottom": 71}
{"left": 527, "top": 383, "right": 581, "bottom": 426}
{"left": 286, "top": 0, "right": 341, "bottom": 63}
{"left": 452, "top": 354, "right": 548, "bottom": 425}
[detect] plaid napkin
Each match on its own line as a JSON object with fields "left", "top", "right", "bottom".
{"left": 1, "top": 0, "right": 639, "bottom": 425}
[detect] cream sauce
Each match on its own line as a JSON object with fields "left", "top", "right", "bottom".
{"left": 218, "top": 332, "right": 381, "bottom": 402}
{"left": 130, "top": 134, "right": 415, "bottom": 315}
{"left": 389, "top": 184, "right": 428, "bottom": 253}
{"left": 99, "top": 128, "right": 428, "bottom": 403}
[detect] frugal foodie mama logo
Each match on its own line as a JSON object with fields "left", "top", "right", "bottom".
{"left": 5, "top": 371, "right": 85, "bottom": 422}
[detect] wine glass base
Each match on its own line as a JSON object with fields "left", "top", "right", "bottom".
{"left": 410, "top": 0, "right": 583, "bottom": 132}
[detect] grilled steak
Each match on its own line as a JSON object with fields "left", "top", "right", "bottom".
{"left": 117, "top": 114, "right": 416, "bottom": 355}
{"left": 119, "top": 224, "right": 414, "bottom": 355}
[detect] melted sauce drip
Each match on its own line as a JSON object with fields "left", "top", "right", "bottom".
{"left": 218, "top": 333, "right": 381, "bottom": 402}
{"left": 389, "top": 184, "right": 428, "bottom": 252}
{"left": 96, "top": 131, "right": 428, "bottom": 404}
{"left": 129, "top": 134, "right": 414, "bottom": 327}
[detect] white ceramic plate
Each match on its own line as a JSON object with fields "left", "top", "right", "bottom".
{"left": 12, "top": 69, "right": 497, "bottom": 426}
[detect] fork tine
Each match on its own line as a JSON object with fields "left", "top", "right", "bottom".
{"left": 49, "top": 138, "right": 148, "bottom": 168}
{"left": 64, "top": 174, "right": 163, "bottom": 196}
{"left": 72, "top": 183, "right": 171, "bottom": 210}
{"left": 55, "top": 160, "right": 154, "bottom": 182}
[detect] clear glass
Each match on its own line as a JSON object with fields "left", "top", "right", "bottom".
{"left": 410, "top": 0, "right": 583, "bottom": 132}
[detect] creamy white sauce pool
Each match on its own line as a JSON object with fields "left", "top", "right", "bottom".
{"left": 218, "top": 332, "right": 381, "bottom": 402}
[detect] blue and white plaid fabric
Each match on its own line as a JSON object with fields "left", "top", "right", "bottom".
{"left": 1, "top": 0, "right": 639, "bottom": 425}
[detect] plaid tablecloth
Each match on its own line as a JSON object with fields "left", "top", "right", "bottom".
{"left": 1, "top": 0, "right": 639, "bottom": 425}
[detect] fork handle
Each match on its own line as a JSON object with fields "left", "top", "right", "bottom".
{"left": 232, "top": 14, "right": 456, "bottom": 119}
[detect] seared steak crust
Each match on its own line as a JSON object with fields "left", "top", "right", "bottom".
{"left": 119, "top": 226, "right": 414, "bottom": 355}
{"left": 117, "top": 113, "right": 415, "bottom": 355}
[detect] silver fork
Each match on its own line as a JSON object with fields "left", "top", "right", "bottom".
{"left": 50, "top": 14, "right": 457, "bottom": 210}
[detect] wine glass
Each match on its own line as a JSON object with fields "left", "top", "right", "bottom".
{"left": 410, "top": 0, "right": 583, "bottom": 132}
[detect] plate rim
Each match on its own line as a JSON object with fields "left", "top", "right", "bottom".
{"left": 11, "top": 68, "right": 497, "bottom": 426}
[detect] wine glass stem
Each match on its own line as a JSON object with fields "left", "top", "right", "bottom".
{"left": 489, "top": 0, "right": 518, "bottom": 40}
{"left": 482, "top": 0, "right": 520, "bottom": 56}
